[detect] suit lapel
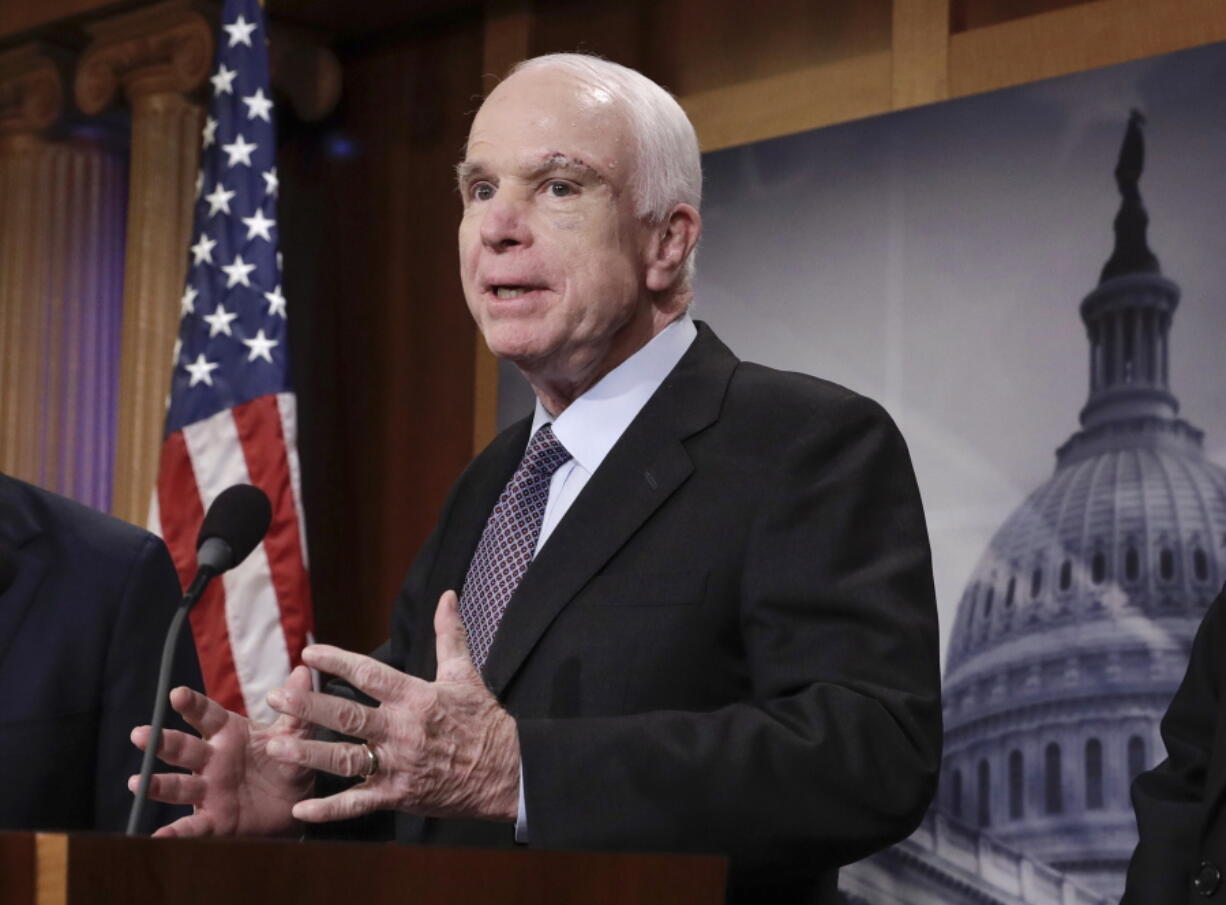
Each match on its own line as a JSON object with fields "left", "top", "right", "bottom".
{"left": 0, "top": 476, "right": 49, "bottom": 672}
{"left": 481, "top": 323, "right": 737, "bottom": 697}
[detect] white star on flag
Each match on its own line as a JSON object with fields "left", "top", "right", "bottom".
{"left": 263, "top": 285, "right": 287, "bottom": 317}
{"left": 191, "top": 234, "right": 217, "bottom": 266}
{"left": 180, "top": 285, "right": 198, "bottom": 315}
{"left": 185, "top": 352, "right": 220, "bottom": 386}
{"left": 222, "top": 253, "right": 257, "bottom": 287}
{"left": 241, "top": 209, "right": 275, "bottom": 241}
{"left": 203, "top": 304, "right": 240, "bottom": 337}
{"left": 242, "top": 88, "right": 273, "bottom": 122}
{"left": 210, "top": 64, "right": 237, "bottom": 96}
{"left": 262, "top": 167, "right": 279, "bottom": 197}
{"left": 204, "top": 182, "right": 236, "bottom": 217}
{"left": 222, "top": 133, "right": 258, "bottom": 167}
{"left": 242, "top": 329, "right": 279, "bottom": 362}
{"left": 223, "top": 14, "right": 257, "bottom": 47}
{"left": 202, "top": 116, "right": 218, "bottom": 148}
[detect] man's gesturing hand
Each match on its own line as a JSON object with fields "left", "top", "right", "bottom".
{"left": 129, "top": 665, "right": 316, "bottom": 837}
{"left": 264, "top": 590, "right": 521, "bottom": 824}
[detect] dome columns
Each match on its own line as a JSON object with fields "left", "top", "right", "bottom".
{"left": 1078, "top": 273, "right": 1180, "bottom": 429}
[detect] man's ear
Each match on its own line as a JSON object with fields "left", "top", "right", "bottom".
{"left": 645, "top": 204, "right": 701, "bottom": 292}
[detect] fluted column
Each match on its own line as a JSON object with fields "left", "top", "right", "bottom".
{"left": 0, "top": 45, "right": 132, "bottom": 509}
{"left": 76, "top": 0, "right": 213, "bottom": 524}
{"left": 0, "top": 46, "right": 64, "bottom": 486}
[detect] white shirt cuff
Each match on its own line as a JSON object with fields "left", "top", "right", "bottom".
{"left": 514, "top": 762, "right": 528, "bottom": 843}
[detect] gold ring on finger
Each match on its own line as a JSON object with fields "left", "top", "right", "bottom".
{"left": 359, "top": 742, "right": 379, "bottom": 777}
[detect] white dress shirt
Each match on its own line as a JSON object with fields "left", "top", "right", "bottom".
{"left": 514, "top": 313, "right": 697, "bottom": 838}
{"left": 530, "top": 315, "right": 697, "bottom": 552}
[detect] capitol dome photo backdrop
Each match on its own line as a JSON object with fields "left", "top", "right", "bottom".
{"left": 688, "top": 39, "right": 1226, "bottom": 905}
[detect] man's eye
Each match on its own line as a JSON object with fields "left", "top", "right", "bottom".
{"left": 472, "top": 183, "right": 495, "bottom": 201}
{"left": 547, "top": 181, "right": 573, "bottom": 197}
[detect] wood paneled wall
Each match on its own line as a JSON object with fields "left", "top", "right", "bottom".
{"left": 278, "top": 15, "right": 484, "bottom": 653}
{"left": 4, "top": 0, "right": 1226, "bottom": 652}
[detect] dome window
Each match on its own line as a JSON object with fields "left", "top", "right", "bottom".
{"left": 1059, "top": 560, "right": 1072, "bottom": 592}
{"left": 1125, "top": 546, "right": 1140, "bottom": 582}
{"left": 1005, "top": 576, "right": 1016, "bottom": 607}
{"left": 1194, "top": 548, "right": 1209, "bottom": 582}
{"left": 983, "top": 587, "right": 994, "bottom": 622}
{"left": 1128, "top": 736, "right": 1147, "bottom": 783}
{"left": 1159, "top": 548, "right": 1175, "bottom": 581}
{"left": 977, "top": 759, "right": 991, "bottom": 828}
{"left": 1085, "top": 738, "right": 1104, "bottom": 810}
{"left": 1091, "top": 551, "right": 1106, "bottom": 584}
{"left": 1008, "top": 750, "right": 1024, "bottom": 820}
{"left": 1031, "top": 567, "right": 1043, "bottom": 599}
{"left": 1044, "top": 743, "right": 1063, "bottom": 814}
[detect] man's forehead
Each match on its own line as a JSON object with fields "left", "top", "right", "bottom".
{"left": 481, "top": 65, "right": 618, "bottom": 115}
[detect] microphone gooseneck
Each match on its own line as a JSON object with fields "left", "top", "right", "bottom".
{"left": 126, "top": 484, "right": 272, "bottom": 836}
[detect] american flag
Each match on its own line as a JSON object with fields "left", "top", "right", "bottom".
{"left": 150, "top": 0, "right": 312, "bottom": 721}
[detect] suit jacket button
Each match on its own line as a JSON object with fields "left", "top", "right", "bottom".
{"left": 1195, "top": 861, "right": 1222, "bottom": 897}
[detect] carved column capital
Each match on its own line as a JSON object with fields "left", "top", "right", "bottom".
{"left": 75, "top": 0, "right": 213, "bottom": 114}
{"left": 0, "top": 43, "right": 69, "bottom": 138}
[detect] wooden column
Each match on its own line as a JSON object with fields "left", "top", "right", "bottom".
{"left": 0, "top": 45, "right": 65, "bottom": 486}
{"left": 75, "top": 0, "right": 213, "bottom": 524}
{"left": 0, "top": 46, "right": 130, "bottom": 508}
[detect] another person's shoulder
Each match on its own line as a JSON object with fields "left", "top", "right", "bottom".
{"left": 2, "top": 473, "right": 168, "bottom": 570}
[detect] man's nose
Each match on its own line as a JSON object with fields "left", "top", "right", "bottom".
{"left": 479, "top": 195, "right": 532, "bottom": 250}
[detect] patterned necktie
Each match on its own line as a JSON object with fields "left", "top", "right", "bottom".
{"left": 459, "top": 423, "right": 572, "bottom": 669}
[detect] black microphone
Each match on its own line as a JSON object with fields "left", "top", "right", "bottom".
{"left": 0, "top": 539, "right": 16, "bottom": 595}
{"left": 127, "top": 484, "right": 272, "bottom": 836}
{"left": 183, "top": 484, "right": 273, "bottom": 604}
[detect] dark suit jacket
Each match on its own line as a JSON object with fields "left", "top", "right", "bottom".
{"left": 361, "top": 324, "right": 939, "bottom": 903}
{"left": 1123, "top": 583, "right": 1226, "bottom": 904}
{"left": 0, "top": 474, "right": 202, "bottom": 833}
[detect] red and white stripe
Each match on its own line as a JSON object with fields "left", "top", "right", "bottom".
{"left": 151, "top": 392, "right": 313, "bottom": 721}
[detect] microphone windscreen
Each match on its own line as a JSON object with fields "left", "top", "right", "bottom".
{"left": 0, "top": 540, "right": 15, "bottom": 594}
{"left": 196, "top": 484, "right": 272, "bottom": 571}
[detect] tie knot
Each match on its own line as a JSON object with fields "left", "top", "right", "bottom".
{"left": 522, "top": 423, "right": 572, "bottom": 476}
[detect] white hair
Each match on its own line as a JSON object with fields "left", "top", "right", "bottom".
{"left": 510, "top": 53, "right": 702, "bottom": 285}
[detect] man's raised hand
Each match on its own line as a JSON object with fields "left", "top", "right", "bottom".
{"left": 129, "top": 665, "right": 316, "bottom": 837}
{"left": 264, "top": 590, "right": 521, "bottom": 824}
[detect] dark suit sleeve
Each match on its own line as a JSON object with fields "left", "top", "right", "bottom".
{"left": 517, "top": 395, "right": 942, "bottom": 875}
{"left": 1122, "top": 585, "right": 1226, "bottom": 903}
{"left": 94, "top": 533, "right": 203, "bottom": 834}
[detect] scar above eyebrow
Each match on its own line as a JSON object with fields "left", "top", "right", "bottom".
{"left": 527, "top": 153, "right": 608, "bottom": 184}
{"left": 454, "top": 153, "right": 609, "bottom": 189}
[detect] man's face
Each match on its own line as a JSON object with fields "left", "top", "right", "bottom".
{"left": 458, "top": 68, "right": 656, "bottom": 390}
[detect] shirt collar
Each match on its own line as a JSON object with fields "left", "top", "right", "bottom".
{"left": 530, "top": 314, "right": 698, "bottom": 474}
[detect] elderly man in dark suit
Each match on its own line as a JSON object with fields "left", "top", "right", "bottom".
{"left": 136, "top": 53, "right": 941, "bottom": 903}
{"left": 0, "top": 472, "right": 201, "bottom": 832}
